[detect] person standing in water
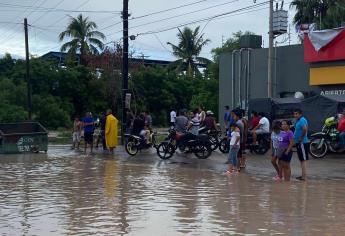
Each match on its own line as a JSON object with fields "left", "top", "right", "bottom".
{"left": 72, "top": 116, "right": 82, "bottom": 150}
{"left": 105, "top": 109, "right": 119, "bottom": 154}
{"left": 271, "top": 121, "right": 281, "bottom": 180}
{"left": 82, "top": 112, "right": 95, "bottom": 154}
{"left": 277, "top": 120, "right": 294, "bottom": 181}
{"left": 226, "top": 123, "right": 241, "bottom": 174}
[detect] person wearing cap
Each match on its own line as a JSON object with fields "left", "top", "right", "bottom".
{"left": 203, "top": 110, "right": 217, "bottom": 131}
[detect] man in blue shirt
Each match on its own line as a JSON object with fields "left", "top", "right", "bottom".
{"left": 293, "top": 109, "right": 309, "bottom": 181}
{"left": 224, "top": 106, "right": 235, "bottom": 131}
{"left": 82, "top": 112, "right": 95, "bottom": 154}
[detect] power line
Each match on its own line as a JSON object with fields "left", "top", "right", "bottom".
{"left": 26, "top": 0, "right": 49, "bottom": 19}
{"left": 153, "top": 34, "right": 172, "bottom": 53}
{"left": 0, "top": 21, "right": 22, "bottom": 25}
{"left": 31, "top": 0, "right": 66, "bottom": 25}
{"left": 0, "top": 0, "right": 42, "bottom": 44}
{"left": 34, "top": 0, "right": 92, "bottom": 42}
{"left": 0, "top": 2, "right": 121, "bottom": 13}
{"left": 100, "top": 0, "right": 211, "bottom": 33}
{"left": 138, "top": 1, "right": 270, "bottom": 36}
{"left": 105, "top": 0, "right": 269, "bottom": 38}
{"left": 131, "top": 0, "right": 209, "bottom": 20}
{"left": 128, "top": 0, "right": 239, "bottom": 31}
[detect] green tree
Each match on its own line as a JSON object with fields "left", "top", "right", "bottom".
{"left": 0, "top": 78, "right": 28, "bottom": 122}
{"left": 290, "top": 0, "right": 345, "bottom": 29}
{"left": 59, "top": 14, "right": 105, "bottom": 65}
{"left": 32, "top": 95, "right": 72, "bottom": 129}
{"left": 0, "top": 53, "right": 15, "bottom": 77}
{"left": 167, "top": 26, "right": 211, "bottom": 77}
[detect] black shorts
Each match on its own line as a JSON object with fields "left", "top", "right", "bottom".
{"left": 279, "top": 150, "right": 293, "bottom": 163}
{"left": 296, "top": 143, "right": 309, "bottom": 162}
{"left": 84, "top": 132, "right": 94, "bottom": 144}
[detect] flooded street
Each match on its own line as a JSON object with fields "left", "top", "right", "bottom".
{"left": 1, "top": 148, "right": 345, "bottom": 235}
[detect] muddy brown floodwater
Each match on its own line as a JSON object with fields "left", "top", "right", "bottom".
{"left": 1, "top": 151, "right": 345, "bottom": 236}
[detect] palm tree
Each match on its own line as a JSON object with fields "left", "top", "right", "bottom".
{"left": 167, "top": 26, "right": 211, "bottom": 77}
{"left": 290, "top": 0, "right": 345, "bottom": 29}
{"left": 290, "top": 0, "right": 320, "bottom": 26}
{"left": 59, "top": 14, "right": 105, "bottom": 65}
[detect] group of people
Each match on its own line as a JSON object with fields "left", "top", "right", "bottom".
{"left": 126, "top": 110, "right": 153, "bottom": 144}
{"left": 224, "top": 106, "right": 310, "bottom": 182}
{"left": 72, "top": 109, "right": 119, "bottom": 154}
{"left": 269, "top": 110, "right": 309, "bottom": 181}
{"left": 170, "top": 107, "right": 217, "bottom": 135}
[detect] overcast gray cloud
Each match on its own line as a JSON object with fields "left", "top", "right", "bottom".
{"left": 0, "top": 0, "right": 298, "bottom": 60}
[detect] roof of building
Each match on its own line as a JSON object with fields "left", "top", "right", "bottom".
{"left": 40, "top": 51, "right": 170, "bottom": 66}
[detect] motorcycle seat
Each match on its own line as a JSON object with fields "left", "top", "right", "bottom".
{"left": 131, "top": 135, "right": 142, "bottom": 140}
{"left": 175, "top": 132, "right": 185, "bottom": 141}
{"left": 196, "top": 134, "right": 209, "bottom": 141}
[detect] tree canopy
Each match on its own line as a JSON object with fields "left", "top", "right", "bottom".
{"left": 59, "top": 14, "right": 105, "bottom": 65}
{"left": 167, "top": 26, "right": 212, "bottom": 77}
{"left": 290, "top": 0, "right": 345, "bottom": 29}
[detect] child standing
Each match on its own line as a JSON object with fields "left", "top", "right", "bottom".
{"left": 226, "top": 123, "right": 241, "bottom": 174}
{"left": 72, "top": 117, "right": 82, "bottom": 150}
{"left": 271, "top": 121, "right": 281, "bottom": 180}
{"left": 277, "top": 120, "right": 294, "bottom": 181}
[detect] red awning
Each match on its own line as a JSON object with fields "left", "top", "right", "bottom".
{"left": 304, "top": 28, "right": 345, "bottom": 63}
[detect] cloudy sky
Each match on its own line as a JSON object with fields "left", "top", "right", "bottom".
{"left": 0, "top": 0, "right": 298, "bottom": 60}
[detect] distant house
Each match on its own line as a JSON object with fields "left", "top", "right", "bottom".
{"left": 40, "top": 51, "right": 173, "bottom": 68}
{"left": 40, "top": 51, "right": 208, "bottom": 71}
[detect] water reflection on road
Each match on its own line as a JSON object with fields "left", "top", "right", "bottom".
{"left": 1, "top": 152, "right": 345, "bottom": 235}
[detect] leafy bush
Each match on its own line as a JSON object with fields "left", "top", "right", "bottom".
{"left": 0, "top": 103, "right": 28, "bottom": 123}
{"left": 32, "top": 95, "right": 72, "bottom": 129}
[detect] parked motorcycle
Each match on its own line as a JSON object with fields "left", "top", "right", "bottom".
{"left": 125, "top": 131, "right": 157, "bottom": 156}
{"left": 156, "top": 129, "right": 212, "bottom": 160}
{"left": 309, "top": 116, "right": 343, "bottom": 158}
{"left": 219, "top": 132, "right": 270, "bottom": 155}
{"left": 198, "top": 126, "right": 221, "bottom": 151}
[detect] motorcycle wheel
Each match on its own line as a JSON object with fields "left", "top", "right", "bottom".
{"left": 309, "top": 138, "right": 328, "bottom": 158}
{"left": 254, "top": 139, "right": 270, "bottom": 155}
{"left": 209, "top": 136, "right": 219, "bottom": 151}
{"left": 219, "top": 138, "right": 230, "bottom": 153}
{"left": 151, "top": 134, "right": 157, "bottom": 149}
{"left": 125, "top": 140, "right": 139, "bottom": 156}
{"left": 157, "top": 142, "right": 174, "bottom": 160}
{"left": 194, "top": 143, "right": 212, "bottom": 159}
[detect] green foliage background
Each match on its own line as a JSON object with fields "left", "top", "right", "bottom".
{"left": 0, "top": 53, "right": 218, "bottom": 129}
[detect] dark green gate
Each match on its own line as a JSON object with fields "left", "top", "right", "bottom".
{"left": 0, "top": 122, "right": 48, "bottom": 154}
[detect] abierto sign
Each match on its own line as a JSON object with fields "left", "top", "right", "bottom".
{"left": 320, "top": 90, "right": 345, "bottom": 96}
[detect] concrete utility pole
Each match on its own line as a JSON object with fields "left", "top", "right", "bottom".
{"left": 267, "top": 0, "right": 274, "bottom": 98}
{"left": 121, "top": 0, "right": 129, "bottom": 144}
{"left": 24, "top": 18, "right": 32, "bottom": 120}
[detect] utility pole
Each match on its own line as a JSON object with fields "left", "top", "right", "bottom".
{"left": 121, "top": 0, "right": 129, "bottom": 144}
{"left": 267, "top": 0, "right": 274, "bottom": 98}
{"left": 24, "top": 18, "right": 32, "bottom": 120}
